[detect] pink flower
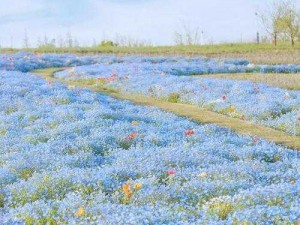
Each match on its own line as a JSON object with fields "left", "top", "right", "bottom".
{"left": 252, "top": 136, "right": 259, "bottom": 144}
{"left": 167, "top": 169, "right": 176, "bottom": 176}
{"left": 185, "top": 129, "right": 195, "bottom": 136}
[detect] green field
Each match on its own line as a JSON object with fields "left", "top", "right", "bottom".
{"left": 2, "top": 42, "right": 300, "bottom": 64}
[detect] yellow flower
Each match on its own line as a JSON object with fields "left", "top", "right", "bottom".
{"left": 74, "top": 207, "right": 85, "bottom": 217}
{"left": 229, "top": 105, "right": 235, "bottom": 113}
{"left": 198, "top": 172, "right": 208, "bottom": 179}
{"left": 133, "top": 183, "right": 142, "bottom": 191}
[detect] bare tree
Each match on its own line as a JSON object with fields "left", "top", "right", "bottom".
{"left": 174, "top": 23, "right": 201, "bottom": 46}
{"left": 174, "top": 32, "right": 184, "bottom": 45}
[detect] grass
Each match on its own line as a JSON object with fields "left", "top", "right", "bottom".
{"left": 2, "top": 42, "right": 300, "bottom": 64}
{"left": 200, "top": 73, "right": 300, "bottom": 90}
{"left": 31, "top": 67, "right": 300, "bottom": 150}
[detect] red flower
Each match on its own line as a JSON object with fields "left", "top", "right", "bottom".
{"left": 167, "top": 169, "right": 176, "bottom": 176}
{"left": 297, "top": 117, "right": 300, "bottom": 121}
{"left": 185, "top": 129, "right": 195, "bottom": 136}
{"left": 254, "top": 84, "right": 260, "bottom": 91}
{"left": 222, "top": 95, "right": 227, "bottom": 101}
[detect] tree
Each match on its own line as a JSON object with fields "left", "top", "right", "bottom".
{"left": 280, "top": 1, "right": 300, "bottom": 46}
{"left": 257, "top": 0, "right": 300, "bottom": 46}
{"left": 174, "top": 23, "right": 200, "bottom": 46}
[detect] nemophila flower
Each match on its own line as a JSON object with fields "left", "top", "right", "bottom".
{"left": 74, "top": 207, "right": 85, "bottom": 217}
{"left": 1, "top": 57, "right": 300, "bottom": 224}
{"left": 185, "top": 129, "right": 195, "bottom": 136}
{"left": 167, "top": 169, "right": 176, "bottom": 176}
{"left": 50, "top": 55, "right": 300, "bottom": 136}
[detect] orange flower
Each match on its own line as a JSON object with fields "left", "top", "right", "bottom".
{"left": 74, "top": 207, "right": 85, "bottom": 217}
{"left": 122, "top": 183, "right": 132, "bottom": 198}
{"left": 127, "top": 132, "right": 138, "bottom": 140}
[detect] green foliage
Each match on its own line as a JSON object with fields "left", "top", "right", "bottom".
{"left": 167, "top": 93, "right": 180, "bottom": 103}
{"left": 20, "top": 168, "right": 34, "bottom": 180}
{"left": 5, "top": 107, "right": 17, "bottom": 115}
{"left": 3, "top": 42, "right": 300, "bottom": 56}
{"left": 23, "top": 135, "right": 50, "bottom": 145}
{"left": 118, "top": 140, "right": 132, "bottom": 150}
{"left": 207, "top": 201, "right": 234, "bottom": 220}
{"left": 0, "top": 129, "right": 7, "bottom": 136}
{"left": 55, "top": 98, "right": 71, "bottom": 105}
{"left": 263, "top": 154, "right": 282, "bottom": 163}
{"left": 0, "top": 193, "right": 4, "bottom": 208}
{"left": 99, "top": 40, "right": 117, "bottom": 47}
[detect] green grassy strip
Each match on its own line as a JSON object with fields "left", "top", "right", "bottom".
{"left": 31, "top": 68, "right": 300, "bottom": 150}
{"left": 2, "top": 42, "right": 300, "bottom": 55}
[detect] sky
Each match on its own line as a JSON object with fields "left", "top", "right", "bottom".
{"left": 0, "top": 0, "right": 299, "bottom": 47}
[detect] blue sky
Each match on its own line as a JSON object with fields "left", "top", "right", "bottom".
{"left": 0, "top": 0, "right": 298, "bottom": 47}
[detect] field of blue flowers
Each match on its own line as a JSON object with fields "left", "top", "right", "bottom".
{"left": 0, "top": 53, "right": 300, "bottom": 224}
{"left": 53, "top": 56, "right": 300, "bottom": 136}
